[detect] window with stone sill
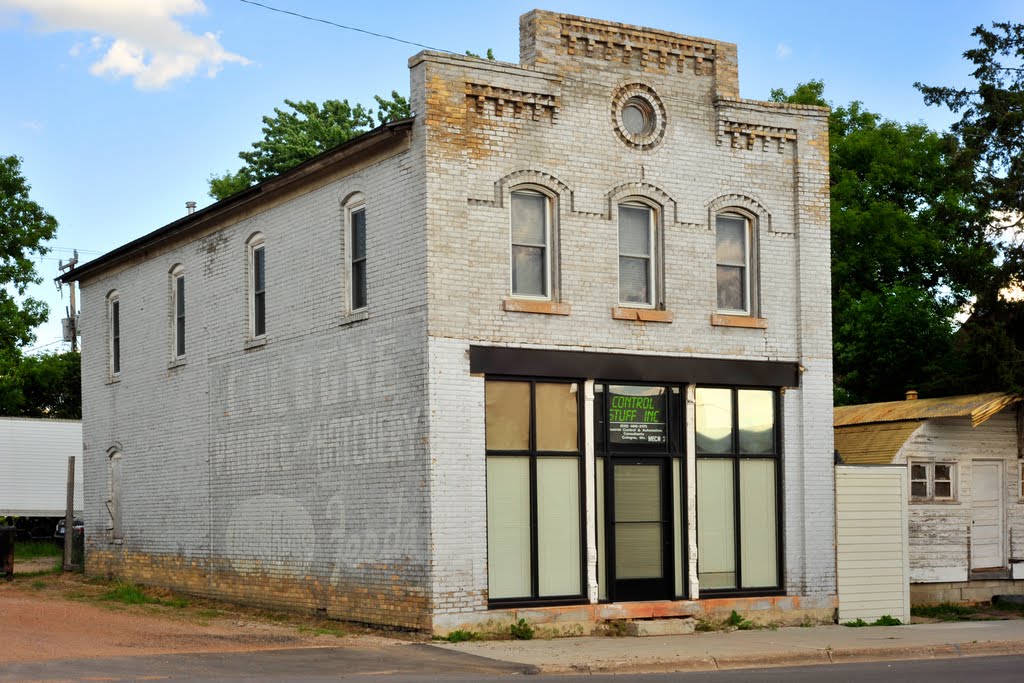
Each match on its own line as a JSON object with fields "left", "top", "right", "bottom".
{"left": 247, "top": 234, "right": 266, "bottom": 339}
{"left": 715, "top": 213, "right": 757, "bottom": 315}
{"left": 910, "top": 461, "right": 956, "bottom": 502}
{"left": 618, "top": 202, "right": 657, "bottom": 307}
{"left": 107, "top": 291, "right": 120, "bottom": 378}
{"left": 510, "top": 189, "right": 555, "bottom": 300}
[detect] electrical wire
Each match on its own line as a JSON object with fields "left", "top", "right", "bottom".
{"left": 238, "top": 0, "right": 457, "bottom": 54}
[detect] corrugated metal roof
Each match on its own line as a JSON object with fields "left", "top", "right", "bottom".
{"left": 834, "top": 392, "right": 1020, "bottom": 429}
{"left": 834, "top": 421, "right": 923, "bottom": 465}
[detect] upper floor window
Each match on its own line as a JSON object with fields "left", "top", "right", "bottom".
{"left": 108, "top": 292, "right": 121, "bottom": 377}
{"left": 510, "top": 190, "right": 551, "bottom": 299}
{"left": 350, "top": 206, "right": 367, "bottom": 311}
{"left": 716, "top": 213, "right": 754, "bottom": 314}
{"left": 248, "top": 235, "right": 266, "bottom": 338}
{"left": 171, "top": 266, "right": 185, "bottom": 359}
{"left": 618, "top": 203, "right": 655, "bottom": 306}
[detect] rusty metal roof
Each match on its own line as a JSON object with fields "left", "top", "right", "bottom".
{"left": 834, "top": 392, "right": 1020, "bottom": 429}
{"left": 834, "top": 421, "right": 923, "bottom": 465}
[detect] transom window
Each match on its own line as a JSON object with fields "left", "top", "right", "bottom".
{"left": 510, "top": 190, "right": 550, "bottom": 298}
{"left": 716, "top": 214, "right": 752, "bottom": 313}
{"left": 618, "top": 203, "right": 655, "bottom": 306}
{"left": 910, "top": 462, "right": 956, "bottom": 501}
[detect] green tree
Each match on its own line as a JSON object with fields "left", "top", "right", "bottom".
{"left": 0, "top": 155, "right": 57, "bottom": 353}
{"left": 771, "top": 82, "right": 995, "bottom": 403}
{"left": 0, "top": 350, "right": 80, "bottom": 419}
{"left": 208, "top": 91, "right": 411, "bottom": 200}
{"left": 915, "top": 22, "right": 1024, "bottom": 394}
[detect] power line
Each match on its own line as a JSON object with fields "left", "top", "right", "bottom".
{"left": 238, "top": 0, "right": 456, "bottom": 54}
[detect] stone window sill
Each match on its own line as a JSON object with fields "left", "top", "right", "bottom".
{"left": 168, "top": 358, "right": 187, "bottom": 370}
{"left": 244, "top": 336, "right": 267, "bottom": 351}
{"left": 106, "top": 375, "right": 121, "bottom": 385}
{"left": 612, "top": 307, "right": 673, "bottom": 323}
{"left": 711, "top": 313, "right": 767, "bottom": 329}
{"left": 340, "top": 309, "right": 370, "bottom": 327}
{"left": 502, "top": 298, "right": 571, "bottom": 316}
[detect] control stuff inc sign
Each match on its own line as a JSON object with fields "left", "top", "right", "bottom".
{"left": 608, "top": 386, "right": 666, "bottom": 445}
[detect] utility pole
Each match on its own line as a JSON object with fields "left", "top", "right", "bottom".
{"left": 57, "top": 250, "right": 79, "bottom": 352}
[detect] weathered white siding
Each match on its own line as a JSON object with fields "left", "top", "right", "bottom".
{"left": 894, "top": 413, "right": 1024, "bottom": 583}
{"left": 835, "top": 466, "right": 909, "bottom": 623}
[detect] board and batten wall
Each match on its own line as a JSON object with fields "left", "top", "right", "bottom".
{"left": 835, "top": 465, "right": 910, "bottom": 623}
{"left": 893, "top": 413, "right": 1024, "bottom": 583}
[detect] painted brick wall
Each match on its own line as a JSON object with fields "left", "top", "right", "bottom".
{"left": 420, "top": 10, "right": 835, "bottom": 617}
{"left": 78, "top": 137, "right": 433, "bottom": 628}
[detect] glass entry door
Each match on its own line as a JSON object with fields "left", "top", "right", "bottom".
{"left": 610, "top": 459, "right": 672, "bottom": 601}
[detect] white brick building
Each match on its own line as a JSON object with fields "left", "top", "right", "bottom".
{"left": 64, "top": 11, "right": 835, "bottom": 632}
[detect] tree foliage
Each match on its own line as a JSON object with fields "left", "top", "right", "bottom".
{"left": 208, "top": 91, "right": 411, "bottom": 200}
{"left": 771, "top": 82, "right": 995, "bottom": 403}
{"left": 0, "top": 155, "right": 57, "bottom": 352}
{"left": 0, "top": 350, "right": 81, "bottom": 419}
{"left": 916, "top": 22, "right": 1024, "bottom": 394}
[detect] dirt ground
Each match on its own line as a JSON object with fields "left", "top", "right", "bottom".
{"left": 1, "top": 558, "right": 411, "bottom": 664}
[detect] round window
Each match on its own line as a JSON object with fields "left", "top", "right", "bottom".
{"left": 622, "top": 98, "right": 655, "bottom": 136}
{"left": 612, "top": 85, "right": 666, "bottom": 150}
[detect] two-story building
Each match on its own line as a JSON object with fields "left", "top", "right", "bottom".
{"left": 63, "top": 10, "right": 835, "bottom": 634}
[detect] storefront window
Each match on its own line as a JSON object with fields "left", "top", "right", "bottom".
{"left": 485, "top": 379, "right": 583, "bottom": 603}
{"left": 696, "top": 387, "right": 781, "bottom": 592}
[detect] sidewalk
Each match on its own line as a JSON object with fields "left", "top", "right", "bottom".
{"left": 435, "top": 620, "right": 1024, "bottom": 674}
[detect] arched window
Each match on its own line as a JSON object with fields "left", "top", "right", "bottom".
{"left": 169, "top": 264, "right": 185, "bottom": 359}
{"left": 107, "top": 290, "right": 120, "bottom": 378}
{"left": 247, "top": 233, "right": 266, "bottom": 338}
{"left": 510, "top": 188, "right": 555, "bottom": 299}
{"left": 715, "top": 212, "right": 755, "bottom": 314}
{"left": 617, "top": 201, "right": 657, "bottom": 307}
{"left": 107, "top": 448, "right": 123, "bottom": 541}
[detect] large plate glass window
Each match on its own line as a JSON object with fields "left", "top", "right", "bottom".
{"left": 485, "top": 379, "right": 583, "bottom": 604}
{"left": 695, "top": 386, "right": 781, "bottom": 593}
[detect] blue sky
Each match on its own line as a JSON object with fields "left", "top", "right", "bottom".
{"left": 1, "top": 0, "right": 1021, "bottom": 353}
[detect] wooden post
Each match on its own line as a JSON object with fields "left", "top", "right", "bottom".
{"left": 64, "top": 456, "right": 75, "bottom": 570}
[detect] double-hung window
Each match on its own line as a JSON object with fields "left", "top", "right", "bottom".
{"left": 485, "top": 379, "right": 583, "bottom": 603}
{"left": 171, "top": 267, "right": 185, "bottom": 359}
{"left": 695, "top": 386, "right": 781, "bottom": 593}
{"left": 350, "top": 207, "right": 367, "bottom": 310}
{"left": 716, "top": 214, "right": 752, "bottom": 313}
{"left": 618, "top": 203, "right": 655, "bottom": 306}
{"left": 108, "top": 292, "right": 120, "bottom": 377}
{"left": 248, "top": 236, "right": 266, "bottom": 338}
{"left": 910, "top": 462, "right": 956, "bottom": 501}
{"left": 510, "top": 191, "right": 550, "bottom": 298}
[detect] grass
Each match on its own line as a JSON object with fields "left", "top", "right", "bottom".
{"left": 436, "top": 629, "right": 480, "bottom": 643}
{"left": 842, "top": 615, "right": 902, "bottom": 627}
{"left": 13, "top": 539, "right": 61, "bottom": 561}
{"left": 911, "top": 603, "right": 976, "bottom": 621}
{"left": 100, "top": 581, "right": 189, "bottom": 608}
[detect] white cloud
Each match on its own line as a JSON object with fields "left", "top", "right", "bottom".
{"left": 0, "top": 0, "right": 249, "bottom": 89}
{"left": 776, "top": 42, "right": 792, "bottom": 59}
{"left": 21, "top": 120, "right": 44, "bottom": 132}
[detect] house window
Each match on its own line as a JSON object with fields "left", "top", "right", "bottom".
{"left": 716, "top": 213, "right": 753, "bottom": 314}
{"left": 171, "top": 266, "right": 185, "bottom": 359}
{"left": 695, "top": 386, "right": 781, "bottom": 592}
{"left": 350, "top": 206, "right": 367, "bottom": 310}
{"left": 485, "top": 379, "right": 583, "bottom": 603}
{"left": 108, "top": 292, "right": 120, "bottom": 377}
{"left": 618, "top": 203, "right": 655, "bottom": 306}
{"left": 910, "top": 462, "right": 956, "bottom": 501}
{"left": 510, "top": 190, "right": 551, "bottom": 298}
{"left": 248, "top": 236, "right": 266, "bottom": 338}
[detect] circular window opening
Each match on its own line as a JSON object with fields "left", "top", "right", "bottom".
{"left": 622, "top": 97, "right": 655, "bottom": 136}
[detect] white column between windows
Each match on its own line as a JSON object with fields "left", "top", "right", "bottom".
{"left": 584, "top": 379, "right": 598, "bottom": 603}
{"left": 686, "top": 383, "right": 700, "bottom": 599}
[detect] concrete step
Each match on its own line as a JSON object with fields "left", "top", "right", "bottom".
{"left": 620, "top": 617, "right": 696, "bottom": 637}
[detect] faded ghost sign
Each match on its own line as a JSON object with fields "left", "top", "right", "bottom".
{"left": 608, "top": 386, "right": 666, "bottom": 444}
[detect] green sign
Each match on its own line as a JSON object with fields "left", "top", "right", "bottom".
{"left": 609, "top": 388, "right": 666, "bottom": 444}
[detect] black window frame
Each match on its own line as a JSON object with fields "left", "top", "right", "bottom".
{"left": 485, "top": 376, "right": 587, "bottom": 608}
{"left": 695, "top": 385, "right": 785, "bottom": 598}
{"left": 350, "top": 207, "right": 367, "bottom": 311}
{"left": 251, "top": 243, "right": 266, "bottom": 338}
{"left": 173, "top": 271, "right": 185, "bottom": 358}
{"left": 110, "top": 296, "right": 121, "bottom": 376}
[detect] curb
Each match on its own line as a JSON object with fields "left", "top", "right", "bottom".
{"left": 536, "top": 640, "right": 1024, "bottom": 675}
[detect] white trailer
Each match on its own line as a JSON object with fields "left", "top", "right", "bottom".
{"left": 0, "top": 417, "right": 83, "bottom": 535}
